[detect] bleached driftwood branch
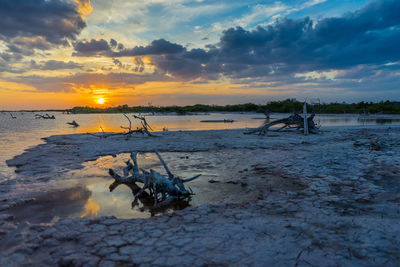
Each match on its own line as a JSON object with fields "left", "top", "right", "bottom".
{"left": 119, "top": 114, "right": 153, "bottom": 136}
{"left": 87, "top": 114, "right": 155, "bottom": 138}
{"left": 108, "top": 152, "right": 201, "bottom": 207}
{"left": 244, "top": 112, "right": 318, "bottom": 135}
{"left": 120, "top": 114, "right": 132, "bottom": 131}
{"left": 133, "top": 115, "right": 153, "bottom": 131}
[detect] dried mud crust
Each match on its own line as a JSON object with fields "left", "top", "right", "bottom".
{"left": 0, "top": 126, "right": 399, "bottom": 266}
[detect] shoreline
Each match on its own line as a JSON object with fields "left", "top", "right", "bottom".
{"left": 5, "top": 125, "right": 399, "bottom": 183}
{"left": 1, "top": 126, "right": 400, "bottom": 265}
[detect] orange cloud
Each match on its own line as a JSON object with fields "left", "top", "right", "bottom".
{"left": 74, "top": 0, "right": 93, "bottom": 18}
{"left": 142, "top": 56, "right": 152, "bottom": 65}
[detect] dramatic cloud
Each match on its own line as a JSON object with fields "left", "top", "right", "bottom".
{"left": 0, "top": 0, "right": 91, "bottom": 73}
{"left": 2, "top": 0, "right": 400, "bottom": 105}
{"left": 72, "top": 39, "right": 112, "bottom": 56}
{"left": 72, "top": 38, "right": 184, "bottom": 57}
{"left": 72, "top": 38, "right": 128, "bottom": 57}
{"left": 113, "top": 39, "right": 185, "bottom": 57}
{"left": 102, "top": 0, "right": 400, "bottom": 82}
{"left": 0, "top": 0, "right": 88, "bottom": 45}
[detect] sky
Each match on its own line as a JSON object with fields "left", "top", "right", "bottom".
{"left": 0, "top": 0, "right": 399, "bottom": 110}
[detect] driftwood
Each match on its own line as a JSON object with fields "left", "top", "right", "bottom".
{"left": 244, "top": 112, "right": 318, "bottom": 135}
{"left": 66, "top": 120, "right": 79, "bottom": 127}
{"left": 35, "top": 113, "right": 55, "bottom": 119}
{"left": 263, "top": 109, "right": 270, "bottom": 120}
{"left": 121, "top": 114, "right": 153, "bottom": 136}
{"left": 303, "top": 103, "right": 309, "bottom": 136}
{"left": 9, "top": 112, "right": 16, "bottom": 119}
{"left": 87, "top": 114, "right": 154, "bottom": 138}
{"left": 108, "top": 152, "right": 201, "bottom": 207}
{"left": 133, "top": 115, "right": 153, "bottom": 131}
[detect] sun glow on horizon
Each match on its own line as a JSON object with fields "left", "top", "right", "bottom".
{"left": 96, "top": 97, "right": 105, "bottom": 105}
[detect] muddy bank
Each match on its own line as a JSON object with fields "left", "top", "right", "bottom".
{"left": 1, "top": 126, "right": 400, "bottom": 266}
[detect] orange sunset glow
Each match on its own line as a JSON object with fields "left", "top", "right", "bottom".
{"left": 0, "top": 0, "right": 399, "bottom": 110}
{"left": 96, "top": 97, "right": 105, "bottom": 105}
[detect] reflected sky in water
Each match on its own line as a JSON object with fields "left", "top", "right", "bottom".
{"left": 6, "top": 150, "right": 306, "bottom": 222}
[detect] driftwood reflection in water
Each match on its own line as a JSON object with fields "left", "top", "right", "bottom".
{"left": 109, "top": 181, "right": 190, "bottom": 216}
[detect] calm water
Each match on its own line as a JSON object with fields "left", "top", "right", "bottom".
{"left": 0, "top": 112, "right": 256, "bottom": 181}
{"left": 1, "top": 111, "right": 400, "bottom": 181}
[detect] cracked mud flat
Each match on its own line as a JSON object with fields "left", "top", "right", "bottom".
{"left": 1, "top": 127, "right": 400, "bottom": 266}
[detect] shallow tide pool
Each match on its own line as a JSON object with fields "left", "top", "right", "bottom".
{"left": 7, "top": 150, "right": 306, "bottom": 223}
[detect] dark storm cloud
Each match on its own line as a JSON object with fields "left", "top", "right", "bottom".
{"left": 72, "top": 38, "right": 125, "bottom": 56}
{"left": 0, "top": 0, "right": 86, "bottom": 45}
{"left": 72, "top": 38, "right": 185, "bottom": 58}
{"left": 73, "top": 39, "right": 111, "bottom": 56}
{"left": 216, "top": 0, "right": 400, "bottom": 74}
{"left": 103, "top": 0, "right": 400, "bottom": 81}
{"left": 111, "top": 39, "right": 185, "bottom": 57}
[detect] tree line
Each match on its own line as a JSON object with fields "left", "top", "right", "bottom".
{"left": 70, "top": 99, "right": 400, "bottom": 114}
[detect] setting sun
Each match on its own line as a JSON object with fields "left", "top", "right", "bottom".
{"left": 96, "top": 98, "right": 105, "bottom": 105}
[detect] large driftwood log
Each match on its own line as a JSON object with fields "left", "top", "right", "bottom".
{"left": 244, "top": 112, "right": 318, "bottom": 135}
{"left": 108, "top": 152, "right": 201, "bottom": 207}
